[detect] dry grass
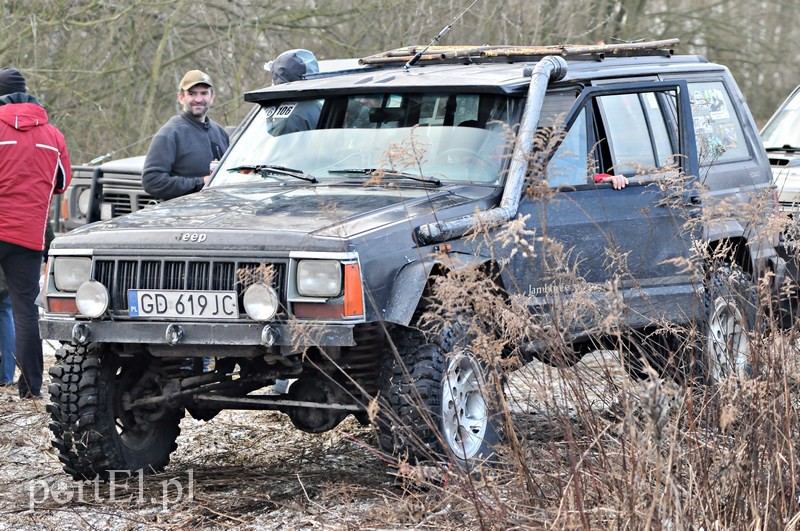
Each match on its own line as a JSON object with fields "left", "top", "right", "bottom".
{"left": 4, "top": 321, "right": 800, "bottom": 529}
{"left": 7, "top": 132, "right": 800, "bottom": 529}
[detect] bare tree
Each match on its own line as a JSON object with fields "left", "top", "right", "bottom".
{"left": 0, "top": 0, "right": 797, "bottom": 162}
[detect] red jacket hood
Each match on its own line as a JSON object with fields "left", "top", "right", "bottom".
{"left": 0, "top": 102, "right": 49, "bottom": 131}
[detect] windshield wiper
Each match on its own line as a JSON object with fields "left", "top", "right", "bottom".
{"left": 328, "top": 168, "right": 441, "bottom": 186}
{"left": 228, "top": 164, "right": 318, "bottom": 183}
{"left": 765, "top": 145, "right": 800, "bottom": 153}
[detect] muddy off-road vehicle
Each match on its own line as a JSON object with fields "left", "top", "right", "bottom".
{"left": 41, "top": 39, "right": 787, "bottom": 479}
{"left": 51, "top": 156, "right": 156, "bottom": 234}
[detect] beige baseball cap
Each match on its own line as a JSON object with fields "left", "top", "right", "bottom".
{"left": 179, "top": 70, "right": 213, "bottom": 91}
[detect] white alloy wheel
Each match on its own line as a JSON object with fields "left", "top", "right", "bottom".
{"left": 706, "top": 295, "right": 749, "bottom": 380}
{"left": 441, "top": 351, "right": 489, "bottom": 461}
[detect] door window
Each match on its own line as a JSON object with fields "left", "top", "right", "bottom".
{"left": 599, "top": 92, "right": 676, "bottom": 175}
{"left": 547, "top": 109, "right": 589, "bottom": 187}
{"left": 546, "top": 86, "right": 681, "bottom": 186}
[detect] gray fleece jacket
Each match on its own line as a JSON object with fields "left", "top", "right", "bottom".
{"left": 142, "top": 111, "right": 229, "bottom": 200}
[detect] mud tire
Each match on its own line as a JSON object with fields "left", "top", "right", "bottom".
{"left": 47, "top": 343, "right": 183, "bottom": 480}
{"left": 698, "top": 263, "right": 757, "bottom": 383}
{"left": 377, "top": 323, "right": 503, "bottom": 470}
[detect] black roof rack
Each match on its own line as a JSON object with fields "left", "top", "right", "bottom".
{"left": 359, "top": 39, "right": 680, "bottom": 66}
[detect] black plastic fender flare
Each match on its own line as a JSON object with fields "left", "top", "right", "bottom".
{"left": 706, "top": 217, "right": 786, "bottom": 292}
{"left": 383, "top": 253, "right": 489, "bottom": 326}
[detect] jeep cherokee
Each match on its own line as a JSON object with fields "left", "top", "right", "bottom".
{"left": 41, "top": 39, "right": 784, "bottom": 479}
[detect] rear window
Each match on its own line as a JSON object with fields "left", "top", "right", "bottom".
{"left": 688, "top": 81, "right": 749, "bottom": 165}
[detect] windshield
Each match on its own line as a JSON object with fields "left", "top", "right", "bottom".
{"left": 762, "top": 87, "right": 800, "bottom": 149}
{"left": 213, "top": 92, "right": 521, "bottom": 187}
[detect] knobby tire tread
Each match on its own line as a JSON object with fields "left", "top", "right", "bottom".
{"left": 47, "top": 343, "right": 181, "bottom": 480}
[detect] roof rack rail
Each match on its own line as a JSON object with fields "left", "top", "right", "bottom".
{"left": 359, "top": 38, "right": 680, "bottom": 66}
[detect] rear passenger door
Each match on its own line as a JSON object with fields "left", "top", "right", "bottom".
{"left": 509, "top": 81, "right": 701, "bottom": 332}
{"left": 676, "top": 78, "right": 773, "bottom": 246}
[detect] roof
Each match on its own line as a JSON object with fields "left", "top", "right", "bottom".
{"left": 244, "top": 39, "right": 720, "bottom": 102}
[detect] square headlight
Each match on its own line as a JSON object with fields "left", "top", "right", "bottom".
{"left": 53, "top": 257, "right": 92, "bottom": 292}
{"left": 296, "top": 260, "right": 341, "bottom": 297}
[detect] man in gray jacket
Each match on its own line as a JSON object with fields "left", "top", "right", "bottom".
{"left": 142, "top": 69, "right": 229, "bottom": 200}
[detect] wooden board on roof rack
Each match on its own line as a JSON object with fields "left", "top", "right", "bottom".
{"left": 359, "top": 38, "right": 680, "bottom": 66}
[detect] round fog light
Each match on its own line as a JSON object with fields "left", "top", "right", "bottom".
{"left": 75, "top": 280, "right": 110, "bottom": 318}
{"left": 243, "top": 282, "right": 279, "bottom": 321}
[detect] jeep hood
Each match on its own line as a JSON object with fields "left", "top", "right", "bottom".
{"left": 55, "top": 183, "right": 495, "bottom": 249}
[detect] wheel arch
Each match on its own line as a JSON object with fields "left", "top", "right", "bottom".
{"left": 705, "top": 220, "right": 784, "bottom": 285}
{"left": 706, "top": 235, "right": 754, "bottom": 275}
{"left": 382, "top": 256, "right": 507, "bottom": 326}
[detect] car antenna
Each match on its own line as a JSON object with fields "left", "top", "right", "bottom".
{"left": 84, "top": 134, "right": 155, "bottom": 165}
{"left": 404, "top": 0, "right": 479, "bottom": 72}
{"left": 87, "top": 151, "right": 115, "bottom": 165}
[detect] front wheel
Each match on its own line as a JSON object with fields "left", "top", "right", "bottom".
{"left": 47, "top": 343, "right": 184, "bottom": 480}
{"left": 440, "top": 350, "right": 496, "bottom": 462}
{"left": 377, "top": 323, "right": 503, "bottom": 470}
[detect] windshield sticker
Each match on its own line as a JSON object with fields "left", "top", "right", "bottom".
{"left": 273, "top": 102, "right": 297, "bottom": 119}
{"left": 691, "top": 88, "right": 729, "bottom": 120}
{"left": 693, "top": 117, "right": 713, "bottom": 136}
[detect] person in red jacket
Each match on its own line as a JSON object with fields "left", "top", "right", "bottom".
{"left": 0, "top": 68, "right": 71, "bottom": 398}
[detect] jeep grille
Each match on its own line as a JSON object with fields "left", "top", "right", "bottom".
{"left": 93, "top": 258, "right": 286, "bottom": 316}
{"left": 102, "top": 192, "right": 158, "bottom": 216}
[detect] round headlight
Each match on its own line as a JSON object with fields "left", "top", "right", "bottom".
{"left": 243, "top": 282, "right": 279, "bottom": 321}
{"left": 75, "top": 280, "right": 109, "bottom": 318}
{"left": 77, "top": 187, "right": 91, "bottom": 216}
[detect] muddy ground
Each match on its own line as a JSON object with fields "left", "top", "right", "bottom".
{"left": 0, "top": 342, "right": 625, "bottom": 530}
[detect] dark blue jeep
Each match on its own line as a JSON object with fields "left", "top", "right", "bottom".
{"left": 41, "top": 39, "right": 784, "bottom": 478}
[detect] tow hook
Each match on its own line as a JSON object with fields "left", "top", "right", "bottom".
{"left": 261, "top": 325, "right": 279, "bottom": 347}
{"left": 71, "top": 323, "right": 90, "bottom": 344}
{"left": 165, "top": 324, "right": 184, "bottom": 346}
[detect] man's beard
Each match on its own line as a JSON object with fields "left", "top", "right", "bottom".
{"left": 185, "top": 103, "right": 208, "bottom": 118}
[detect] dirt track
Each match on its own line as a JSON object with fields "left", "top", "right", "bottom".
{"left": 0, "top": 342, "right": 627, "bottom": 530}
{"left": 0, "top": 341, "right": 410, "bottom": 530}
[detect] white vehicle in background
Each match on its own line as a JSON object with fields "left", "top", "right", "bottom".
{"left": 761, "top": 84, "right": 800, "bottom": 324}
{"left": 761, "top": 84, "right": 800, "bottom": 212}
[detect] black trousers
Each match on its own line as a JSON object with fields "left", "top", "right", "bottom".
{"left": 0, "top": 241, "right": 44, "bottom": 397}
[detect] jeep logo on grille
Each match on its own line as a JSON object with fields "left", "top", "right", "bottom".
{"left": 178, "top": 233, "right": 207, "bottom": 243}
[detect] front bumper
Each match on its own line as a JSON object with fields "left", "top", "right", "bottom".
{"left": 39, "top": 318, "right": 356, "bottom": 348}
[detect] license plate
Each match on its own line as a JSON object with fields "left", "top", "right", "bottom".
{"left": 128, "top": 290, "right": 238, "bottom": 319}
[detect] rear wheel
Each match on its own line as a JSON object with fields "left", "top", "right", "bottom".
{"left": 699, "top": 264, "right": 757, "bottom": 382}
{"left": 47, "top": 343, "right": 183, "bottom": 480}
